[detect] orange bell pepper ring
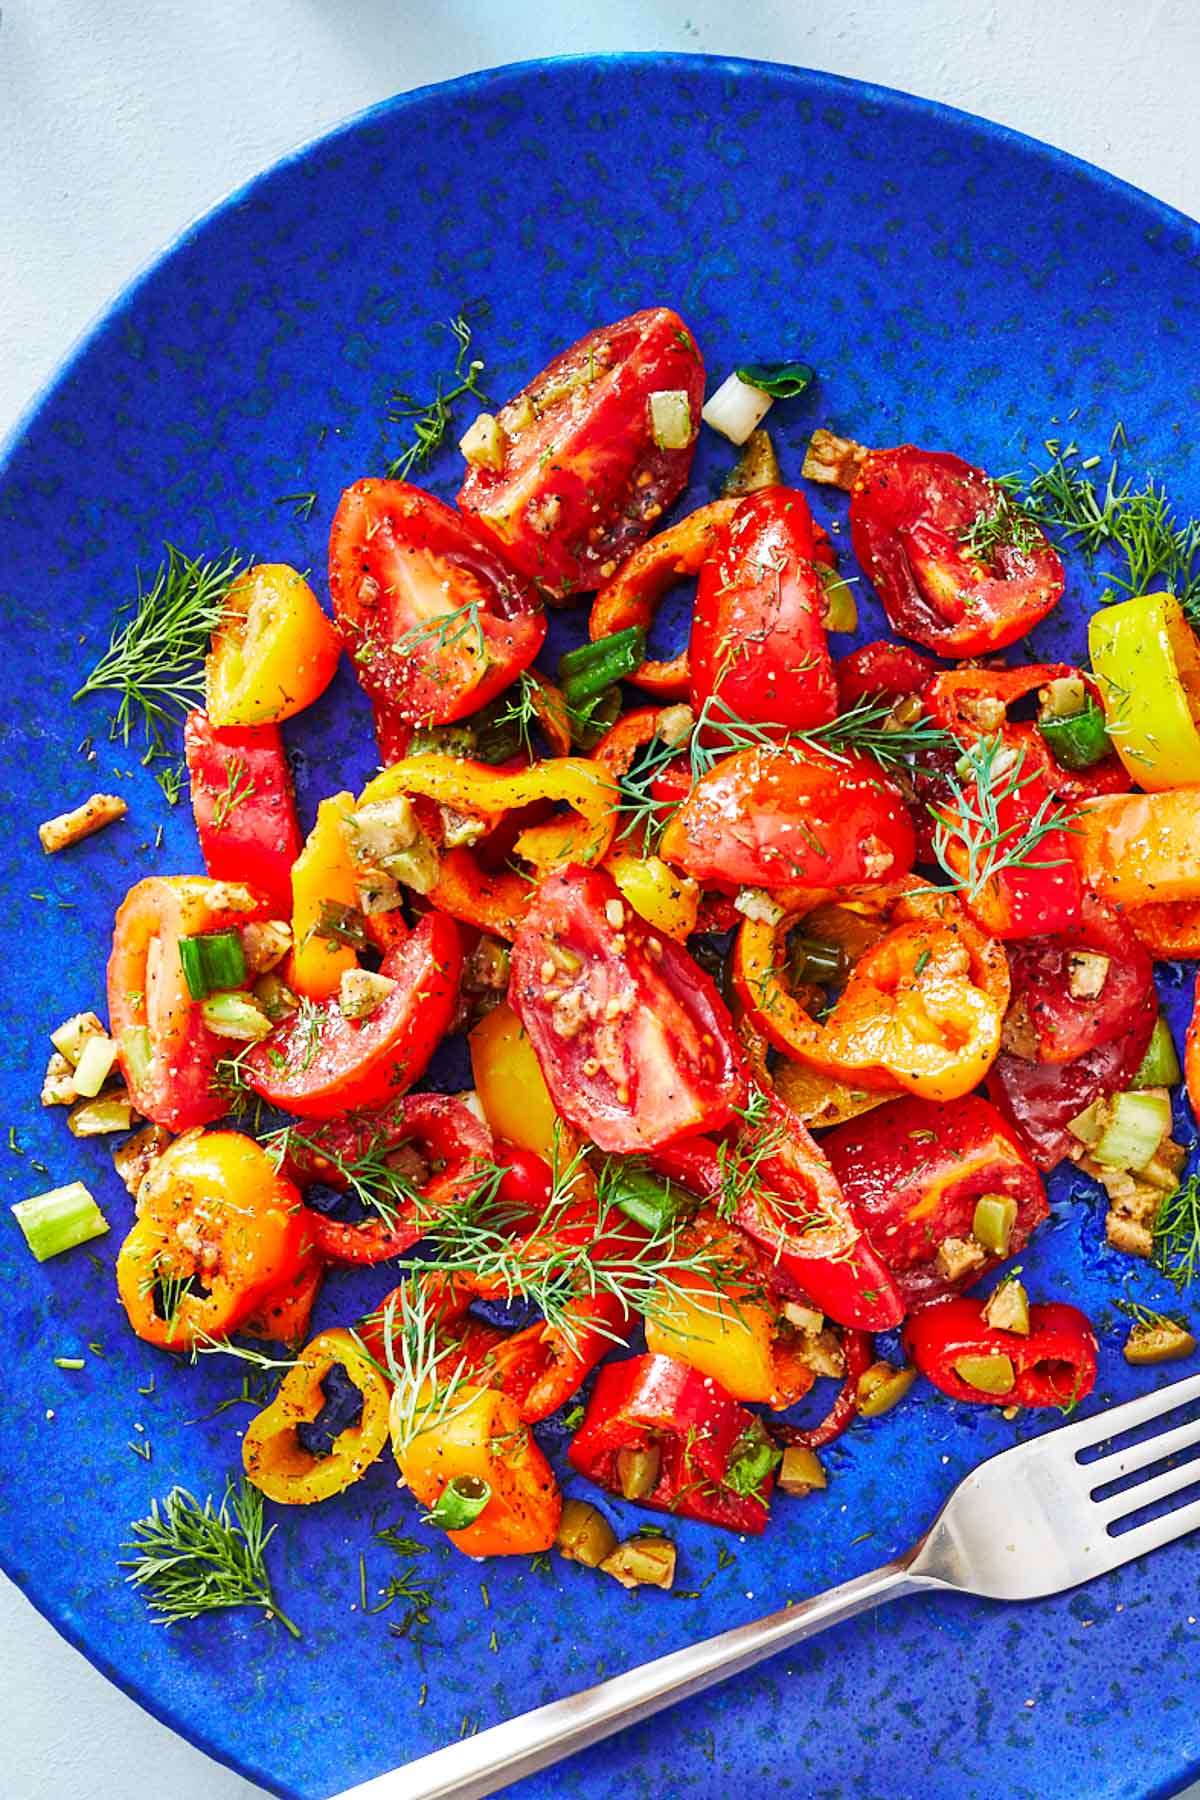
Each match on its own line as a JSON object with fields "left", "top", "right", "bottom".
{"left": 1072, "top": 786, "right": 1200, "bottom": 907}
{"left": 1127, "top": 900, "right": 1200, "bottom": 959}
{"left": 588, "top": 499, "right": 739, "bottom": 698}
{"left": 357, "top": 753, "right": 619, "bottom": 939}
{"left": 242, "top": 1328, "right": 391, "bottom": 1505}
{"left": 732, "top": 880, "right": 1009, "bottom": 1102}
{"left": 393, "top": 1384, "right": 561, "bottom": 1557}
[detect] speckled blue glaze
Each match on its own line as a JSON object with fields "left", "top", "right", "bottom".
{"left": 1, "top": 54, "right": 1199, "bottom": 1800}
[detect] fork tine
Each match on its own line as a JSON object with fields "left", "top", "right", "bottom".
{"left": 1095, "top": 1493, "right": 1200, "bottom": 1568}
{"left": 1042, "top": 1371, "right": 1200, "bottom": 1458}
{"left": 1094, "top": 1448, "right": 1200, "bottom": 1524}
{"left": 1086, "top": 1410, "right": 1200, "bottom": 1488}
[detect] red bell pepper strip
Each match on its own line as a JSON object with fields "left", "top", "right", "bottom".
{"left": 651, "top": 1090, "right": 905, "bottom": 1332}
{"left": 903, "top": 1294, "right": 1098, "bottom": 1409}
{"left": 184, "top": 709, "right": 301, "bottom": 914}
{"left": 281, "top": 1092, "right": 493, "bottom": 1265}
{"left": 934, "top": 760, "right": 1083, "bottom": 941}
{"left": 776, "top": 1328, "right": 873, "bottom": 1450}
{"left": 568, "top": 1353, "right": 775, "bottom": 1533}
{"left": 823, "top": 1094, "right": 1047, "bottom": 1307}
{"left": 925, "top": 664, "right": 1129, "bottom": 803}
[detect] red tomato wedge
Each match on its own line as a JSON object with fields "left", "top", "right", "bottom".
{"left": 1001, "top": 897, "right": 1156, "bottom": 1066}
{"left": 328, "top": 479, "right": 546, "bottom": 725}
{"left": 850, "top": 447, "right": 1064, "bottom": 655}
{"left": 836, "top": 639, "right": 936, "bottom": 707}
{"left": 508, "top": 864, "right": 748, "bottom": 1153}
{"left": 659, "top": 745, "right": 915, "bottom": 892}
{"left": 184, "top": 709, "right": 301, "bottom": 915}
{"left": 689, "top": 486, "right": 838, "bottom": 732}
{"left": 243, "top": 913, "right": 462, "bottom": 1118}
{"left": 107, "top": 876, "right": 273, "bottom": 1133}
{"left": 457, "top": 307, "right": 705, "bottom": 597}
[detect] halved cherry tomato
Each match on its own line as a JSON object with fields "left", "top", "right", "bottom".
{"left": 244, "top": 913, "right": 462, "bottom": 1118}
{"left": 1001, "top": 895, "right": 1156, "bottom": 1066}
{"left": 925, "top": 664, "right": 1129, "bottom": 802}
{"left": 115, "top": 1129, "right": 309, "bottom": 1352}
{"left": 849, "top": 447, "right": 1064, "bottom": 654}
{"left": 589, "top": 500, "right": 739, "bottom": 697}
{"left": 904, "top": 1294, "right": 1097, "bottom": 1409}
{"left": 732, "top": 881, "right": 1010, "bottom": 1103}
{"left": 836, "top": 639, "right": 936, "bottom": 707}
{"left": 282, "top": 1092, "right": 493, "bottom": 1264}
{"left": 184, "top": 709, "right": 301, "bottom": 915}
{"left": 107, "top": 875, "right": 273, "bottom": 1132}
{"left": 509, "top": 864, "right": 748, "bottom": 1153}
{"left": 989, "top": 1012, "right": 1157, "bottom": 1169}
{"left": 205, "top": 562, "right": 341, "bottom": 726}
{"left": 458, "top": 307, "right": 705, "bottom": 597}
{"left": 328, "top": 479, "right": 546, "bottom": 724}
{"left": 690, "top": 487, "right": 838, "bottom": 731}
{"left": 659, "top": 745, "right": 915, "bottom": 892}
{"left": 824, "top": 1094, "right": 1047, "bottom": 1306}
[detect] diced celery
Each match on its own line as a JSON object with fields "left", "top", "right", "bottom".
{"left": 199, "top": 991, "right": 273, "bottom": 1041}
{"left": 50, "top": 1011, "right": 105, "bottom": 1066}
{"left": 71, "top": 1033, "right": 118, "bottom": 1098}
{"left": 1132, "top": 1016, "right": 1182, "bottom": 1089}
{"left": 648, "top": 389, "right": 694, "bottom": 450}
{"left": 67, "top": 1093, "right": 134, "bottom": 1136}
{"left": 1092, "top": 1090, "right": 1172, "bottom": 1171}
{"left": 11, "top": 1182, "right": 109, "bottom": 1262}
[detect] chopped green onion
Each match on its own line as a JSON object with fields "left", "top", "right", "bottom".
{"left": 972, "top": 1193, "right": 1017, "bottom": 1255}
{"left": 953, "top": 1353, "right": 1015, "bottom": 1395}
{"left": 735, "top": 360, "right": 815, "bottom": 399}
{"left": 1133, "top": 1015, "right": 1182, "bottom": 1089}
{"left": 12, "top": 1181, "right": 109, "bottom": 1262}
{"left": 558, "top": 627, "right": 647, "bottom": 708}
{"left": 606, "top": 1166, "right": 690, "bottom": 1234}
{"left": 1036, "top": 699, "right": 1111, "bottom": 771}
{"left": 199, "top": 990, "right": 273, "bottom": 1041}
{"left": 54, "top": 1356, "right": 86, "bottom": 1371}
{"left": 68, "top": 1093, "right": 134, "bottom": 1136}
{"left": 723, "top": 427, "right": 781, "bottom": 496}
{"left": 701, "top": 371, "right": 773, "bottom": 445}
{"left": 423, "top": 1475, "right": 491, "bottom": 1531}
{"left": 120, "top": 1025, "right": 152, "bottom": 1091}
{"left": 71, "top": 1033, "right": 118, "bottom": 1098}
{"left": 1092, "top": 1090, "right": 1172, "bottom": 1171}
{"left": 817, "top": 563, "right": 857, "bottom": 633}
{"left": 649, "top": 389, "right": 694, "bottom": 450}
{"left": 178, "top": 930, "right": 247, "bottom": 1001}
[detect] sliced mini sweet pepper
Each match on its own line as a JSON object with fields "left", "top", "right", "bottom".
{"left": 242, "top": 1328, "right": 391, "bottom": 1504}
{"left": 568, "top": 1353, "right": 776, "bottom": 1533}
{"left": 393, "top": 1382, "right": 561, "bottom": 1556}
{"left": 903, "top": 1294, "right": 1098, "bottom": 1408}
{"left": 1089, "top": 592, "right": 1200, "bottom": 790}
{"left": 925, "top": 663, "right": 1128, "bottom": 801}
{"left": 1071, "top": 786, "right": 1200, "bottom": 907}
{"left": 732, "top": 879, "right": 1010, "bottom": 1102}
{"left": 355, "top": 754, "right": 618, "bottom": 939}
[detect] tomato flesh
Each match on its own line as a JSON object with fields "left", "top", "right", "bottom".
{"left": 244, "top": 913, "right": 462, "bottom": 1117}
{"left": 689, "top": 486, "right": 838, "bottom": 732}
{"left": 850, "top": 447, "right": 1064, "bottom": 654}
{"left": 508, "top": 864, "right": 748, "bottom": 1153}
{"left": 659, "top": 745, "right": 915, "bottom": 892}
{"left": 328, "top": 479, "right": 545, "bottom": 724}
{"left": 1002, "top": 897, "right": 1156, "bottom": 1066}
{"left": 458, "top": 307, "right": 704, "bottom": 596}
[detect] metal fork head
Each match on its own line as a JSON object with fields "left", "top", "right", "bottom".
{"left": 908, "top": 1371, "right": 1200, "bottom": 1602}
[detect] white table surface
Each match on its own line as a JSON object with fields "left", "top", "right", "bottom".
{"left": 3, "top": 3, "right": 1199, "bottom": 1797}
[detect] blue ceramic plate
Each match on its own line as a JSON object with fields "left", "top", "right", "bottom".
{"left": 2, "top": 54, "right": 1199, "bottom": 1800}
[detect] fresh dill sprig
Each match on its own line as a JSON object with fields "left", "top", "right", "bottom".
{"left": 276, "top": 490, "right": 318, "bottom": 523}
{"left": 930, "top": 735, "right": 1077, "bottom": 901}
{"left": 1115, "top": 1297, "right": 1191, "bottom": 1332}
{"left": 210, "top": 755, "right": 255, "bottom": 830}
{"left": 261, "top": 1122, "right": 425, "bottom": 1229}
{"left": 189, "top": 1329, "right": 299, "bottom": 1372}
{"left": 390, "top": 600, "right": 486, "bottom": 663}
{"left": 121, "top": 1479, "right": 299, "bottom": 1637}
{"left": 367, "top": 1284, "right": 477, "bottom": 1457}
{"left": 385, "top": 308, "right": 490, "bottom": 481}
{"left": 73, "top": 546, "right": 245, "bottom": 751}
{"left": 154, "top": 758, "right": 185, "bottom": 807}
{"left": 958, "top": 484, "right": 1043, "bottom": 563}
{"left": 789, "top": 694, "right": 955, "bottom": 774}
{"left": 1153, "top": 1173, "right": 1200, "bottom": 1291}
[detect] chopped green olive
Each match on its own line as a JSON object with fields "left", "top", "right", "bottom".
{"left": 953, "top": 1353, "right": 1016, "bottom": 1395}
{"left": 600, "top": 1535, "right": 677, "bottom": 1591}
{"left": 1123, "top": 1319, "right": 1196, "bottom": 1366}
{"left": 982, "top": 1277, "right": 1031, "bottom": 1337}
{"left": 723, "top": 427, "right": 782, "bottom": 496}
{"left": 616, "top": 1443, "right": 661, "bottom": 1500}
{"left": 857, "top": 1361, "right": 918, "bottom": 1417}
{"left": 972, "top": 1193, "right": 1018, "bottom": 1255}
{"left": 777, "top": 1446, "right": 827, "bottom": 1496}
{"left": 555, "top": 1499, "right": 619, "bottom": 1568}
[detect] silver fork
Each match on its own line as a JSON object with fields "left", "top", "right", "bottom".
{"left": 336, "top": 1370, "right": 1200, "bottom": 1800}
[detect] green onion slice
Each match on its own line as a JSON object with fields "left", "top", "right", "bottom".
{"left": 558, "top": 626, "right": 647, "bottom": 708}
{"left": 1036, "top": 700, "right": 1111, "bottom": 771}
{"left": 605, "top": 1165, "right": 690, "bottom": 1234}
{"left": 423, "top": 1475, "right": 491, "bottom": 1531}
{"left": 12, "top": 1182, "right": 110, "bottom": 1263}
{"left": 178, "top": 929, "right": 247, "bottom": 1000}
{"left": 734, "top": 360, "right": 815, "bottom": 399}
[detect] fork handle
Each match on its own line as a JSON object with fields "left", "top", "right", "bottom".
{"left": 335, "top": 1559, "right": 925, "bottom": 1800}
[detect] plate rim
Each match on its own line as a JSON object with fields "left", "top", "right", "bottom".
{"left": 3, "top": 50, "right": 1200, "bottom": 1800}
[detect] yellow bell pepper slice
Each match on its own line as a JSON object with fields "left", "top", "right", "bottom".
{"left": 605, "top": 852, "right": 699, "bottom": 941}
{"left": 242, "top": 1328, "right": 391, "bottom": 1504}
{"left": 289, "top": 792, "right": 360, "bottom": 1000}
{"left": 1089, "top": 593, "right": 1200, "bottom": 790}
{"left": 469, "top": 999, "right": 559, "bottom": 1158}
